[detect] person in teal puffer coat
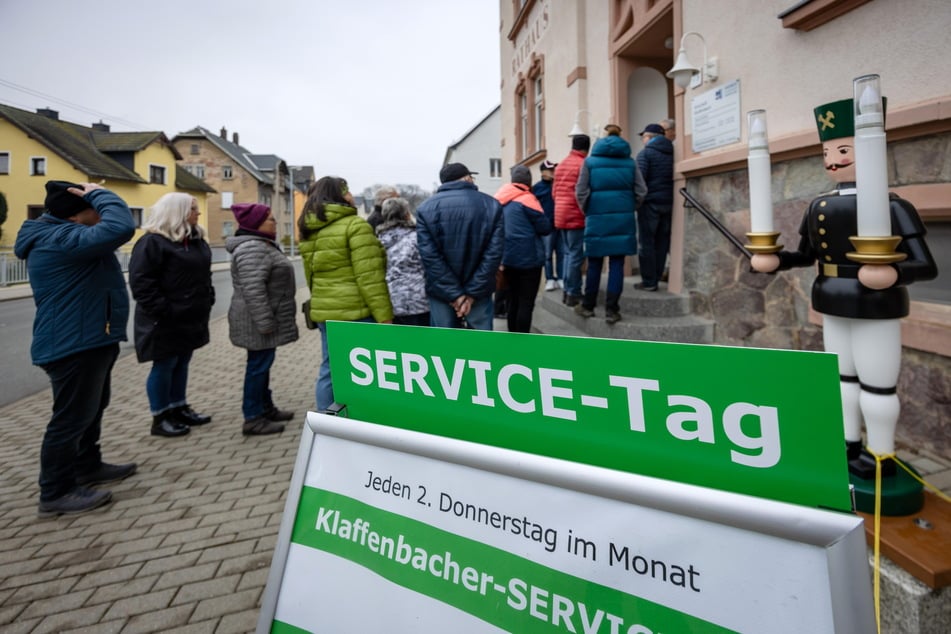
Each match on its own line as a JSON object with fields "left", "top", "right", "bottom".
{"left": 298, "top": 176, "right": 393, "bottom": 411}
{"left": 574, "top": 125, "right": 646, "bottom": 324}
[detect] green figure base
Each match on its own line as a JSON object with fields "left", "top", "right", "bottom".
{"left": 850, "top": 464, "right": 924, "bottom": 516}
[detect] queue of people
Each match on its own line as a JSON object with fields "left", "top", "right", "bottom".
{"left": 15, "top": 145, "right": 671, "bottom": 517}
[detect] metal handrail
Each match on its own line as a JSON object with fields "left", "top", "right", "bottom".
{"left": 678, "top": 188, "right": 753, "bottom": 260}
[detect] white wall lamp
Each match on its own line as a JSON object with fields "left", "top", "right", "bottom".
{"left": 568, "top": 109, "right": 597, "bottom": 137}
{"left": 666, "top": 31, "right": 718, "bottom": 89}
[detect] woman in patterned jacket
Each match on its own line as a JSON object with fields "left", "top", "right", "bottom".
{"left": 376, "top": 197, "right": 429, "bottom": 326}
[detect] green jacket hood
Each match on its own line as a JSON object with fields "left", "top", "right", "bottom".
{"left": 301, "top": 203, "right": 357, "bottom": 232}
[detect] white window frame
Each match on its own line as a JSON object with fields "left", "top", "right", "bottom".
{"left": 534, "top": 76, "right": 544, "bottom": 151}
{"left": 186, "top": 164, "right": 205, "bottom": 179}
{"left": 222, "top": 165, "right": 234, "bottom": 179}
{"left": 149, "top": 163, "right": 167, "bottom": 185}
{"left": 519, "top": 93, "right": 529, "bottom": 158}
{"left": 0, "top": 151, "right": 9, "bottom": 174}
{"left": 30, "top": 156, "right": 46, "bottom": 176}
{"left": 190, "top": 143, "right": 200, "bottom": 155}
{"left": 129, "top": 207, "right": 144, "bottom": 228}
{"left": 222, "top": 220, "right": 235, "bottom": 237}
{"left": 490, "top": 158, "right": 502, "bottom": 178}
{"left": 221, "top": 191, "right": 234, "bottom": 209}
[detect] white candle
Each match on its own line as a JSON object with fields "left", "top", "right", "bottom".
{"left": 747, "top": 110, "right": 773, "bottom": 233}
{"left": 853, "top": 75, "right": 891, "bottom": 237}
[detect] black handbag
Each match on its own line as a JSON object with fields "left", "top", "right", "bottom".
{"left": 302, "top": 300, "right": 317, "bottom": 330}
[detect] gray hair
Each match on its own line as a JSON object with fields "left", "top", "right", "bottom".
{"left": 376, "top": 197, "right": 414, "bottom": 234}
{"left": 143, "top": 192, "right": 205, "bottom": 242}
{"left": 373, "top": 185, "right": 400, "bottom": 207}
{"left": 660, "top": 118, "right": 676, "bottom": 130}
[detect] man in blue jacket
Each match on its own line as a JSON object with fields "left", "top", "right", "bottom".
{"left": 15, "top": 181, "right": 137, "bottom": 518}
{"left": 416, "top": 163, "right": 504, "bottom": 330}
{"left": 635, "top": 123, "right": 675, "bottom": 291}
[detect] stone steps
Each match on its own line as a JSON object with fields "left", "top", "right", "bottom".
{"left": 532, "top": 277, "right": 715, "bottom": 344}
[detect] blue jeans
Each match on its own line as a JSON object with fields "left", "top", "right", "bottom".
{"left": 429, "top": 296, "right": 494, "bottom": 330}
{"left": 561, "top": 229, "right": 585, "bottom": 298}
{"left": 146, "top": 351, "right": 193, "bottom": 415}
{"left": 243, "top": 348, "right": 276, "bottom": 420}
{"left": 543, "top": 231, "right": 565, "bottom": 281}
{"left": 317, "top": 317, "right": 376, "bottom": 412}
{"left": 583, "top": 255, "right": 625, "bottom": 310}
{"left": 38, "top": 344, "right": 119, "bottom": 502}
{"left": 637, "top": 203, "right": 672, "bottom": 288}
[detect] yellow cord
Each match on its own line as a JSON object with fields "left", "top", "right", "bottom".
{"left": 873, "top": 454, "right": 883, "bottom": 634}
{"left": 865, "top": 449, "right": 949, "bottom": 634}
{"left": 894, "top": 455, "right": 951, "bottom": 503}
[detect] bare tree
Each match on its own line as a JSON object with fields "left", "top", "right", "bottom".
{"left": 360, "top": 184, "right": 432, "bottom": 215}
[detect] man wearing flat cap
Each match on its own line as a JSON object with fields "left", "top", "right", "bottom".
{"left": 635, "top": 122, "right": 675, "bottom": 292}
{"left": 416, "top": 162, "right": 504, "bottom": 329}
{"left": 15, "top": 181, "right": 137, "bottom": 518}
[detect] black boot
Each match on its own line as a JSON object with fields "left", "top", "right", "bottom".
{"left": 264, "top": 406, "right": 294, "bottom": 422}
{"left": 605, "top": 292, "right": 621, "bottom": 324}
{"left": 151, "top": 413, "right": 190, "bottom": 437}
{"left": 171, "top": 405, "right": 211, "bottom": 426}
{"left": 848, "top": 448, "right": 896, "bottom": 479}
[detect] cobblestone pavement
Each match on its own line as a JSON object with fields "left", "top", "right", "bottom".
{"left": 0, "top": 284, "right": 949, "bottom": 633}
{"left": 0, "top": 287, "right": 318, "bottom": 634}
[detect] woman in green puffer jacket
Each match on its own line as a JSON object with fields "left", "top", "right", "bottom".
{"left": 298, "top": 176, "right": 393, "bottom": 411}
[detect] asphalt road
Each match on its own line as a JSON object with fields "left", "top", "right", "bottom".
{"left": 0, "top": 263, "right": 304, "bottom": 408}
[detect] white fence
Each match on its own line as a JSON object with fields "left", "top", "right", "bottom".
{"left": 1, "top": 247, "right": 238, "bottom": 287}
{"left": 0, "top": 251, "right": 134, "bottom": 287}
{"left": 0, "top": 252, "right": 28, "bottom": 287}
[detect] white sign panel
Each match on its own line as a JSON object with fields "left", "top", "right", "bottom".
{"left": 259, "top": 414, "right": 874, "bottom": 633}
{"left": 691, "top": 80, "right": 742, "bottom": 153}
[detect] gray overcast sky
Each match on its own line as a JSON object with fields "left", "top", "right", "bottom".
{"left": 0, "top": 0, "right": 501, "bottom": 193}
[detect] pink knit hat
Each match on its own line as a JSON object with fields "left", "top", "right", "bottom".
{"left": 231, "top": 203, "right": 271, "bottom": 230}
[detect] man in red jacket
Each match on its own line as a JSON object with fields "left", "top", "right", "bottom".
{"left": 553, "top": 134, "right": 591, "bottom": 306}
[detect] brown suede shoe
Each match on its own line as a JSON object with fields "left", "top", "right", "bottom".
{"left": 242, "top": 417, "right": 285, "bottom": 436}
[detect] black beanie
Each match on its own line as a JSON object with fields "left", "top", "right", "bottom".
{"left": 45, "top": 181, "right": 89, "bottom": 218}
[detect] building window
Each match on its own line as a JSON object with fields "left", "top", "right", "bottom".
{"left": 129, "top": 207, "right": 143, "bottom": 227}
{"left": 513, "top": 55, "right": 545, "bottom": 161}
{"left": 519, "top": 91, "right": 529, "bottom": 158}
{"left": 221, "top": 192, "right": 234, "bottom": 209}
{"left": 534, "top": 75, "right": 544, "bottom": 151}
{"left": 190, "top": 143, "right": 200, "bottom": 155}
{"left": 185, "top": 164, "right": 205, "bottom": 178}
{"left": 27, "top": 205, "right": 44, "bottom": 220}
{"left": 149, "top": 164, "right": 166, "bottom": 185}
{"left": 30, "top": 157, "right": 46, "bottom": 176}
{"left": 222, "top": 221, "right": 235, "bottom": 237}
{"left": 222, "top": 165, "right": 233, "bottom": 179}
{"left": 0, "top": 152, "right": 9, "bottom": 174}
{"left": 490, "top": 158, "right": 502, "bottom": 178}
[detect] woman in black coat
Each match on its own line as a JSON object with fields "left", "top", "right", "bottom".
{"left": 129, "top": 193, "right": 214, "bottom": 437}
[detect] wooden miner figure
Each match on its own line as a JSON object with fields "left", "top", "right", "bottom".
{"left": 751, "top": 80, "right": 937, "bottom": 509}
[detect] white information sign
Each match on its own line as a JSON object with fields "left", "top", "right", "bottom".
{"left": 691, "top": 80, "right": 742, "bottom": 153}
{"left": 258, "top": 413, "right": 874, "bottom": 633}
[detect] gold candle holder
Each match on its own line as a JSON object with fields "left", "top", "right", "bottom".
{"left": 846, "top": 236, "right": 907, "bottom": 264}
{"left": 745, "top": 231, "right": 782, "bottom": 254}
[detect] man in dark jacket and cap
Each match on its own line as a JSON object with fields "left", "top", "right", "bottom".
{"left": 635, "top": 122, "right": 675, "bottom": 291}
{"left": 416, "top": 163, "right": 504, "bottom": 329}
{"left": 14, "top": 181, "right": 138, "bottom": 518}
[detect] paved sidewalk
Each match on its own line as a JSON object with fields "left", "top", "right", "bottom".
{"left": 1, "top": 286, "right": 949, "bottom": 633}
{"left": 0, "top": 288, "right": 317, "bottom": 634}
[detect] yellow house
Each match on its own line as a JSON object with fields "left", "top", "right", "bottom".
{"left": 0, "top": 104, "right": 215, "bottom": 249}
